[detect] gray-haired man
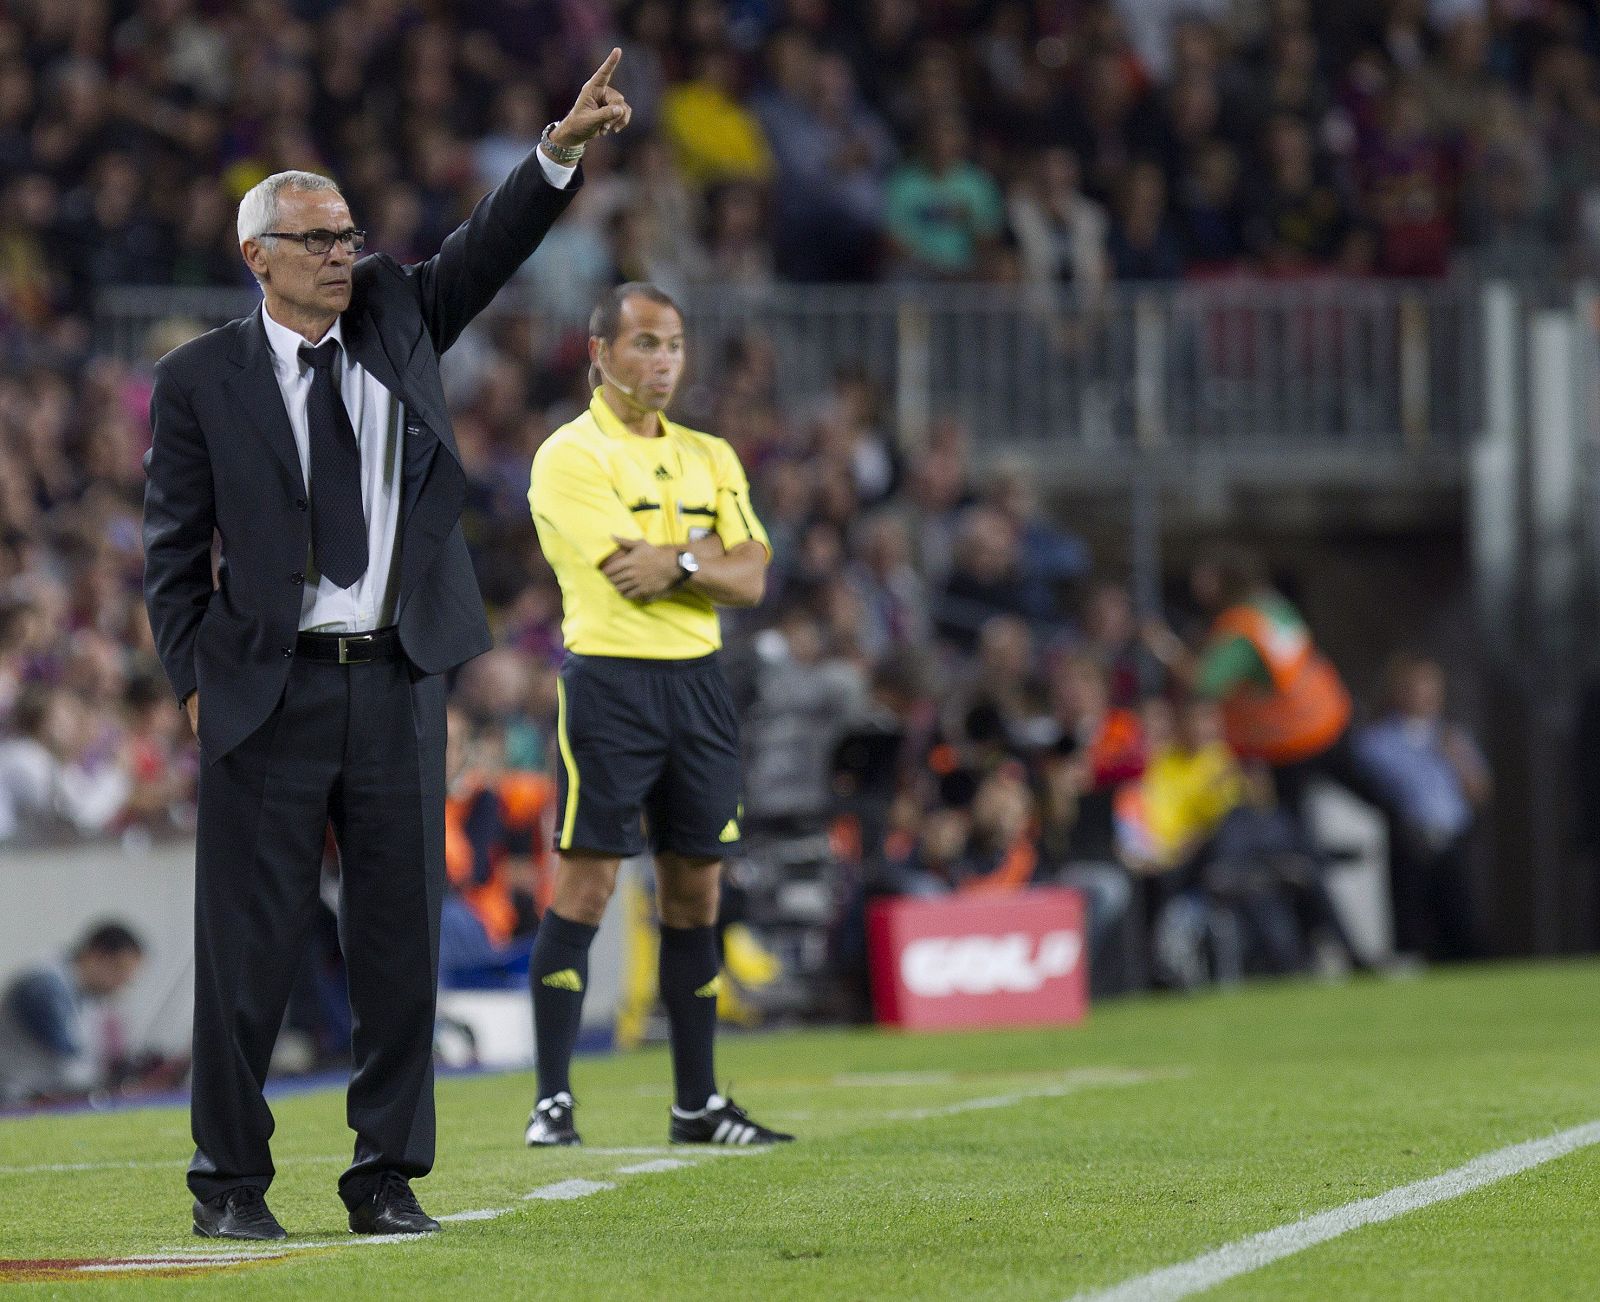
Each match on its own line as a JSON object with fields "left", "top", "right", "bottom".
{"left": 142, "top": 52, "right": 630, "bottom": 1242}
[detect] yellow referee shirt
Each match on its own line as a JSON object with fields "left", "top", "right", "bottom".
{"left": 529, "top": 390, "right": 770, "bottom": 659}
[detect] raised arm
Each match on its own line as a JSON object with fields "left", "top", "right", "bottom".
{"left": 408, "top": 49, "right": 632, "bottom": 353}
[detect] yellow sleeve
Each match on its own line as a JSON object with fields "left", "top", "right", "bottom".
{"left": 711, "top": 440, "right": 771, "bottom": 559}
{"left": 529, "top": 439, "right": 639, "bottom": 568}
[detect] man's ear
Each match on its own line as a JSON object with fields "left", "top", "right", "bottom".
{"left": 242, "top": 239, "right": 269, "bottom": 284}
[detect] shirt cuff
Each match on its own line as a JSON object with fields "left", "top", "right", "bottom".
{"left": 536, "top": 148, "right": 578, "bottom": 189}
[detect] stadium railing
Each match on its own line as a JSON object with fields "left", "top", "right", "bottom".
{"left": 96, "top": 277, "right": 1488, "bottom": 488}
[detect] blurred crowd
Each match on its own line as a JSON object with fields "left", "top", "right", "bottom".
{"left": 0, "top": 0, "right": 1524, "bottom": 1015}
{"left": 4, "top": 0, "right": 1600, "bottom": 367}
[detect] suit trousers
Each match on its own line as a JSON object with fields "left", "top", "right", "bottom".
{"left": 186, "top": 650, "right": 448, "bottom": 1208}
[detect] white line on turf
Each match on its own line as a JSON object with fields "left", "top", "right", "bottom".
{"left": 616, "top": 1158, "right": 696, "bottom": 1174}
{"left": 1073, "top": 1119, "right": 1600, "bottom": 1302}
{"left": 522, "top": 1178, "right": 617, "bottom": 1200}
{"left": 832, "top": 1071, "right": 956, "bottom": 1087}
{"left": 0, "top": 1148, "right": 763, "bottom": 1176}
{"left": 48, "top": 1065, "right": 1156, "bottom": 1275}
{"left": 886, "top": 1068, "right": 1158, "bottom": 1121}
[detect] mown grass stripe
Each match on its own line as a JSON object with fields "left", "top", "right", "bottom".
{"left": 1076, "top": 1119, "right": 1600, "bottom": 1302}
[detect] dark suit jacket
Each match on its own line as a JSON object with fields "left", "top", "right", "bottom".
{"left": 143, "top": 151, "right": 579, "bottom": 763}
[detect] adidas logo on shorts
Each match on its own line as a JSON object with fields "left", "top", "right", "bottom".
{"left": 541, "top": 968, "right": 584, "bottom": 992}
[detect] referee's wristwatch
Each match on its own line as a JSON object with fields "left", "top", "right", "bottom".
{"left": 672, "top": 549, "right": 700, "bottom": 588}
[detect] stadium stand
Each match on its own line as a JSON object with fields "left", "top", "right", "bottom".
{"left": 5, "top": 0, "right": 1597, "bottom": 1086}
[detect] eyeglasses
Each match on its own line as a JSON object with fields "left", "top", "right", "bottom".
{"left": 259, "top": 227, "right": 366, "bottom": 255}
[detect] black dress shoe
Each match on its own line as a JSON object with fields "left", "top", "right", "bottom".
{"left": 193, "top": 1186, "right": 288, "bottom": 1240}
{"left": 347, "top": 1172, "right": 441, "bottom": 1235}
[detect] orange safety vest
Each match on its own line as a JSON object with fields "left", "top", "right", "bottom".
{"left": 1210, "top": 602, "right": 1351, "bottom": 765}
{"left": 445, "top": 771, "right": 556, "bottom": 944}
{"left": 958, "top": 837, "right": 1039, "bottom": 895}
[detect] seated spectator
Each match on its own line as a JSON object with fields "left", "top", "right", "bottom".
{"left": 1115, "top": 696, "right": 1242, "bottom": 874}
{"left": 1048, "top": 654, "right": 1147, "bottom": 790}
{"left": 1107, "top": 161, "right": 1184, "bottom": 282}
{"left": 845, "top": 510, "right": 930, "bottom": 659}
{"left": 1357, "top": 80, "right": 1457, "bottom": 278}
{"left": 884, "top": 770, "right": 977, "bottom": 897}
{"left": 983, "top": 458, "right": 1090, "bottom": 629}
{"left": 738, "top": 606, "right": 868, "bottom": 833}
{"left": 904, "top": 419, "right": 974, "bottom": 587}
{"left": 116, "top": 669, "right": 195, "bottom": 837}
{"left": 933, "top": 507, "right": 1035, "bottom": 652}
{"left": 0, "top": 921, "right": 144, "bottom": 1104}
{"left": 884, "top": 111, "right": 1004, "bottom": 279}
{"left": 1354, "top": 654, "right": 1488, "bottom": 960}
{"left": 439, "top": 708, "right": 550, "bottom": 983}
{"left": 1148, "top": 763, "right": 1324, "bottom": 987}
{"left": 702, "top": 181, "right": 774, "bottom": 289}
{"left": 660, "top": 47, "right": 775, "bottom": 190}
{"left": 958, "top": 765, "right": 1041, "bottom": 894}
{"left": 756, "top": 36, "right": 894, "bottom": 281}
{"left": 0, "top": 684, "right": 133, "bottom": 846}
{"left": 1244, "top": 114, "right": 1356, "bottom": 274}
{"left": 887, "top": 766, "right": 1037, "bottom": 895}
{"left": 960, "top": 615, "right": 1053, "bottom": 757}
{"left": 1174, "top": 138, "right": 1246, "bottom": 270}
{"left": 1035, "top": 732, "right": 1136, "bottom": 984}
{"left": 1081, "top": 579, "right": 1164, "bottom": 709}
{"left": 811, "top": 365, "right": 899, "bottom": 506}
{"left": 1007, "top": 146, "right": 1112, "bottom": 295}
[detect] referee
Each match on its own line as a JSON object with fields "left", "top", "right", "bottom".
{"left": 524, "top": 283, "right": 791, "bottom": 1147}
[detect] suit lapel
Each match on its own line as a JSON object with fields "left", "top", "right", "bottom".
{"left": 344, "top": 290, "right": 464, "bottom": 613}
{"left": 350, "top": 278, "right": 460, "bottom": 468}
{"left": 341, "top": 299, "right": 403, "bottom": 401}
{"left": 224, "top": 312, "right": 304, "bottom": 489}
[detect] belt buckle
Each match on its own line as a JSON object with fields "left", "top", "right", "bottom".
{"left": 338, "top": 634, "right": 374, "bottom": 665}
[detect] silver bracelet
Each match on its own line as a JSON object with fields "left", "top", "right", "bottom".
{"left": 539, "top": 122, "right": 585, "bottom": 164}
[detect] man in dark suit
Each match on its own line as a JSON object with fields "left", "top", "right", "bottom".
{"left": 142, "top": 50, "right": 631, "bottom": 1242}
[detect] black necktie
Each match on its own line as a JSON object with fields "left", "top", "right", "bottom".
{"left": 299, "top": 339, "right": 368, "bottom": 589}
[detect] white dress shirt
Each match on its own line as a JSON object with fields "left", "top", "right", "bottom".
{"left": 259, "top": 149, "right": 576, "bottom": 634}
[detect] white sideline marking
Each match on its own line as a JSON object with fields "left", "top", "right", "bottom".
{"left": 617, "top": 1158, "right": 696, "bottom": 1174}
{"left": 1074, "top": 1119, "right": 1600, "bottom": 1302}
{"left": 886, "top": 1068, "right": 1157, "bottom": 1121}
{"left": 522, "top": 1178, "right": 616, "bottom": 1201}
{"left": 43, "top": 1064, "right": 1155, "bottom": 1278}
{"left": 833, "top": 1071, "right": 956, "bottom": 1087}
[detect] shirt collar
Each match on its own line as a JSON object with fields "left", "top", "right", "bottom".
{"left": 589, "top": 387, "right": 670, "bottom": 442}
{"left": 260, "top": 302, "right": 346, "bottom": 381}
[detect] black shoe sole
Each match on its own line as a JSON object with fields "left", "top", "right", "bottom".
{"left": 193, "top": 1221, "right": 288, "bottom": 1241}
{"left": 348, "top": 1219, "right": 442, "bottom": 1236}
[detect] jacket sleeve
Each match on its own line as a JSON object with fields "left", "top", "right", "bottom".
{"left": 141, "top": 360, "right": 215, "bottom": 703}
{"left": 406, "top": 150, "right": 582, "bottom": 356}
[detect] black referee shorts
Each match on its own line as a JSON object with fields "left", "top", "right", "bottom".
{"left": 553, "top": 652, "right": 744, "bottom": 861}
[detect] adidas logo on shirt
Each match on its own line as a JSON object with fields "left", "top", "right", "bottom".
{"left": 541, "top": 968, "right": 584, "bottom": 992}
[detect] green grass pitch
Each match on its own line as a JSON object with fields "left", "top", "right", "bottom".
{"left": 1, "top": 961, "right": 1597, "bottom": 1298}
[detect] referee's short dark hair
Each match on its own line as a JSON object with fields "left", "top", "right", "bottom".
{"left": 75, "top": 921, "right": 145, "bottom": 961}
{"left": 589, "top": 282, "right": 683, "bottom": 343}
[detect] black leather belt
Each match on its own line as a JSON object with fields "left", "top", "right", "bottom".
{"left": 295, "top": 626, "right": 401, "bottom": 664}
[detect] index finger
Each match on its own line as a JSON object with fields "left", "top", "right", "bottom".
{"left": 588, "top": 46, "right": 622, "bottom": 91}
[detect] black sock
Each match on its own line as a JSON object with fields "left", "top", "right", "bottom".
{"left": 659, "top": 924, "right": 720, "bottom": 1111}
{"left": 529, "top": 910, "right": 597, "bottom": 1101}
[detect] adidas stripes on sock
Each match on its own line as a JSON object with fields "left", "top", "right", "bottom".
{"left": 659, "top": 923, "right": 720, "bottom": 1112}
{"left": 530, "top": 910, "right": 598, "bottom": 1101}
